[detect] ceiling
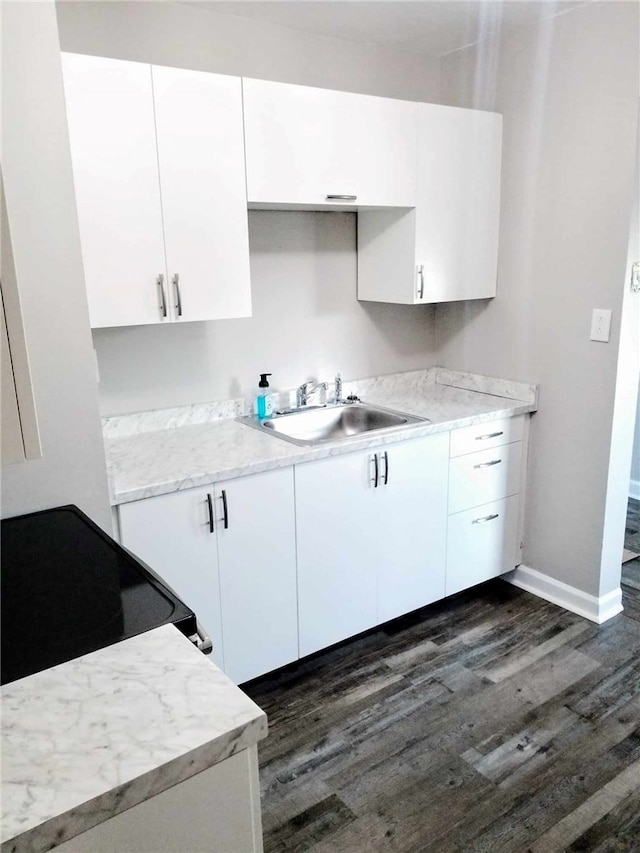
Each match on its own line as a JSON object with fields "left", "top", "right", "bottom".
{"left": 187, "top": 0, "right": 589, "bottom": 57}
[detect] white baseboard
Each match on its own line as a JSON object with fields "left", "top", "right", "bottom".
{"left": 630, "top": 478, "right": 640, "bottom": 501}
{"left": 503, "top": 565, "right": 623, "bottom": 624}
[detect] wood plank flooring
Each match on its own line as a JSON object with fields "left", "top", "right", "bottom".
{"left": 245, "top": 500, "right": 640, "bottom": 852}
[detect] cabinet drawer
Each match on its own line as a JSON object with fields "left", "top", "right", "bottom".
{"left": 448, "top": 441, "right": 522, "bottom": 515}
{"left": 450, "top": 415, "right": 524, "bottom": 458}
{"left": 445, "top": 494, "right": 519, "bottom": 597}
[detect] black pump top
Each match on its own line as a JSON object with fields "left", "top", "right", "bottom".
{"left": 259, "top": 373, "right": 272, "bottom": 388}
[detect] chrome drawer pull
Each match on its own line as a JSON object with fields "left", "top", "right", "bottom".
{"left": 474, "top": 458, "right": 502, "bottom": 469}
{"left": 416, "top": 264, "right": 425, "bottom": 300}
{"left": 172, "top": 273, "right": 182, "bottom": 317}
{"left": 326, "top": 194, "right": 357, "bottom": 201}
{"left": 157, "top": 273, "right": 167, "bottom": 318}
{"left": 476, "top": 431, "right": 504, "bottom": 441}
{"left": 472, "top": 513, "right": 499, "bottom": 524}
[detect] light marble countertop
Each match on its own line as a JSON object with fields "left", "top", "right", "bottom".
{"left": 105, "top": 368, "right": 538, "bottom": 506}
{"left": 1, "top": 625, "right": 267, "bottom": 853}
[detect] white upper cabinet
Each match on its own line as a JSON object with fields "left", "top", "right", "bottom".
{"left": 152, "top": 66, "right": 251, "bottom": 323}
{"left": 61, "top": 54, "right": 251, "bottom": 328}
{"left": 61, "top": 54, "right": 167, "bottom": 328}
{"left": 242, "top": 78, "right": 418, "bottom": 208}
{"left": 358, "top": 103, "right": 502, "bottom": 304}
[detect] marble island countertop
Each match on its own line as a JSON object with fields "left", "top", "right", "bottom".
{"left": 105, "top": 367, "right": 539, "bottom": 506}
{"left": 1, "top": 625, "right": 267, "bottom": 853}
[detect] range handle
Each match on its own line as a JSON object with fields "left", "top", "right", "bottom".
{"left": 189, "top": 621, "right": 213, "bottom": 655}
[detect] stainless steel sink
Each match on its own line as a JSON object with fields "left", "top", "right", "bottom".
{"left": 239, "top": 401, "right": 428, "bottom": 446}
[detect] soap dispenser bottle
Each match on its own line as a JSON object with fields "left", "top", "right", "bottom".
{"left": 256, "top": 373, "right": 273, "bottom": 419}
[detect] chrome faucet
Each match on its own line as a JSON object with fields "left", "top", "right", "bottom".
{"left": 296, "top": 380, "right": 328, "bottom": 407}
{"left": 334, "top": 372, "right": 343, "bottom": 404}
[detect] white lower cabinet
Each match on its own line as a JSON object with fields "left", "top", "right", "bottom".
{"left": 119, "top": 418, "right": 528, "bottom": 679}
{"left": 295, "top": 450, "right": 379, "bottom": 657}
{"left": 119, "top": 468, "right": 297, "bottom": 684}
{"left": 445, "top": 416, "right": 526, "bottom": 596}
{"left": 446, "top": 495, "right": 520, "bottom": 596}
{"left": 54, "top": 746, "right": 263, "bottom": 853}
{"left": 295, "top": 433, "right": 449, "bottom": 657}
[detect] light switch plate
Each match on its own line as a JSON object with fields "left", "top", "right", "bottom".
{"left": 590, "top": 308, "right": 612, "bottom": 342}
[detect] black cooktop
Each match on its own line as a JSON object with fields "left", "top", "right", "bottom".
{"left": 1, "top": 505, "right": 197, "bottom": 686}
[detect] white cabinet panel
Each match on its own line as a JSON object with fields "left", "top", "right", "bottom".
{"left": 450, "top": 415, "right": 524, "bottom": 458}
{"left": 376, "top": 434, "right": 449, "bottom": 622}
{"left": 448, "top": 441, "right": 522, "bottom": 515}
{"left": 296, "top": 450, "right": 380, "bottom": 656}
{"left": 55, "top": 747, "right": 263, "bottom": 853}
{"left": 215, "top": 469, "right": 297, "bottom": 684}
{"left": 243, "top": 78, "right": 417, "bottom": 208}
{"left": 152, "top": 67, "right": 251, "bottom": 323}
{"left": 358, "top": 104, "right": 502, "bottom": 304}
{"left": 296, "top": 434, "right": 449, "bottom": 653}
{"left": 62, "top": 54, "right": 251, "bottom": 328}
{"left": 61, "top": 54, "right": 167, "bottom": 328}
{"left": 119, "top": 488, "right": 225, "bottom": 671}
{"left": 119, "top": 469, "right": 298, "bottom": 683}
{"left": 414, "top": 104, "right": 502, "bottom": 303}
{"left": 446, "top": 495, "right": 520, "bottom": 596}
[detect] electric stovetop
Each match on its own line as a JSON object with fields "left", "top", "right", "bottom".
{"left": 1, "top": 505, "right": 197, "bottom": 686}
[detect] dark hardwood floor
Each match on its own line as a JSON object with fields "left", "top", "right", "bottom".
{"left": 245, "top": 499, "right": 640, "bottom": 852}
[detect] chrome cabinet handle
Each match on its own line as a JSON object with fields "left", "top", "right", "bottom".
{"left": 472, "top": 513, "right": 499, "bottom": 524}
{"left": 325, "top": 194, "right": 357, "bottom": 201}
{"left": 476, "top": 431, "right": 504, "bottom": 441}
{"left": 373, "top": 454, "right": 379, "bottom": 488}
{"left": 474, "top": 459, "right": 502, "bottom": 469}
{"left": 157, "top": 273, "right": 167, "bottom": 318}
{"left": 172, "top": 273, "right": 182, "bottom": 317}
{"left": 416, "top": 264, "right": 425, "bottom": 300}
{"left": 206, "top": 493, "right": 214, "bottom": 533}
{"left": 220, "top": 489, "right": 229, "bottom": 529}
{"left": 383, "top": 451, "right": 389, "bottom": 486}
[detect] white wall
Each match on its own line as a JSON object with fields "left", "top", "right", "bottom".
{"left": 55, "top": 1, "right": 441, "bottom": 102}
{"left": 56, "top": 0, "right": 442, "bottom": 415}
{"left": 631, "top": 386, "right": 640, "bottom": 500}
{"left": 437, "top": 2, "right": 640, "bottom": 596}
{"left": 94, "top": 212, "right": 437, "bottom": 413}
{"left": 601, "top": 118, "right": 639, "bottom": 595}
{"left": 1, "top": 0, "right": 111, "bottom": 529}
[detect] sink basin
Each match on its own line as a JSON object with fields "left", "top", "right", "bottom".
{"left": 239, "top": 402, "right": 428, "bottom": 446}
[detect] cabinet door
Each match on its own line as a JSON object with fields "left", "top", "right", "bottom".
{"left": 214, "top": 469, "right": 298, "bottom": 684}
{"left": 152, "top": 67, "right": 252, "bottom": 323}
{"left": 358, "top": 104, "right": 502, "bottom": 305}
{"left": 118, "top": 489, "right": 224, "bottom": 671}
{"left": 295, "top": 451, "right": 379, "bottom": 656}
{"left": 243, "top": 78, "right": 417, "bottom": 208}
{"left": 446, "top": 495, "right": 520, "bottom": 597}
{"left": 376, "top": 434, "right": 449, "bottom": 623}
{"left": 415, "top": 104, "right": 502, "bottom": 303}
{"left": 61, "top": 54, "right": 168, "bottom": 328}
